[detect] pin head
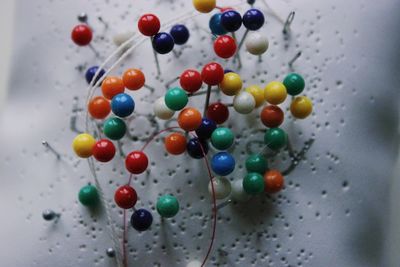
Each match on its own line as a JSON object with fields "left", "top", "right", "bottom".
{"left": 264, "top": 127, "right": 287, "bottom": 150}
{"left": 170, "top": 24, "right": 190, "bottom": 45}
{"left": 206, "top": 102, "right": 229, "bottom": 124}
{"left": 103, "top": 117, "right": 127, "bottom": 140}
{"left": 243, "top": 9, "right": 265, "bottom": 31}
{"left": 72, "top": 133, "right": 96, "bottom": 158}
{"left": 187, "top": 137, "right": 209, "bottom": 159}
{"left": 106, "top": 248, "right": 116, "bottom": 258}
{"left": 152, "top": 32, "right": 175, "bottom": 54}
{"left": 164, "top": 87, "right": 189, "bottom": 111}
{"left": 245, "top": 32, "right": 269, "bottom": 55}
{"left": 211, "top": 152, "right": 236, "bottom": 176}
{"left": 192, "top": 0, "right": 216, "bottom": 13}
{"left": 208, "top": 177, "right": 232, "bottom": 199}
{"left": 164, "top": 132, "right": 187, "bottom": 155}
{"left": 71, "top": 24, "right": 92, "bottom": 46}
{"left": 78, "top": 185, "right": 99, "bottom": 207}
{"left": 233, "top": 91, "right": 256, "bottom": 114}
{"left": 111, "top": 93, "right": 135, "bottom": 118}
{"left": 211, "top": 127, "right": 234, "bottom": 150}
{"left": 195, "top": 117, "right": 217, "bottom": 140}
{"left": 213, "top": 35, "right": 237, "bottom": 59}
{"left": 245, "top": 85, "right": 265, "bottom": 108}
{"left": 42, "top": 209, "right": 58, "bottom": 221}
{"left": 180, "top": 69, "right": 203, "bottom": 93}
{"left": 178, "top": 107, "right": 202, "bottom": 131}
{"left": 92, "top": 139, "right": 116, "bottom": 162}
{"left": 209, "top": 13, "right": 228, "bottom": 36}
{"left": 245, "top": 154, "right": 267, "bottom": 174}
{"left": 125, "top": 151, "right": 149, "bottom": 174}
{"left": 219, "top": 72, "right": 242, "bottom": 96}
{"left": 231, "top": 179, "right": 250, "bottom": 202}
{"left": 264, "top": 170, "right": 284, "bottom": 193}
{"left": 186, "top": 260, "right": 202, "bottom": 267}
{"left": 243, "top": 172, "right": 265, "bottom": 195}
{"left": 201, "top": 62, "right": 224, "bottom": 85}
{"left": 283, "top": 73, "right": 305, "bottom": 96}
{"left": 138, "top": 14, "right": 160, "bottom": 36}
{"left": 77, "top": 12, "right": 88, "bottom": 23}
{"left": 156, "top": 195, "right": 179, "bottom": 218}
{"left": 220, "top": 10, "right": 242, "bottom": 32}
{"left": 290, "top": 96, "right": 312, "bottom": 119}
{"left": 114, "top": 185, "right": 138, "bottom": 209}
{"left": 85, "top": 66, "right": 106, "bottom": 85}
{"left": 88, "top": 96, "right": 111, "bottom": 120}
{"left": 131, "top": 208, "right": 153, "bottom": 231}
{"left": 260, "top": 105, "right": 284, "bottom": 128}
{"left": 247, "top": 0, "right": 256, "bottom": 4}
{"left": 122, "top": 68, "right": 145, "bottom": 91}
{"left": 154, "top": 97, "right": 175, "bottom": 120}
{"left": 264, "top": 81, "right": 287, "bottom": 105}
{"left": 101, "top": 76, "right": 125, "bottom": 100}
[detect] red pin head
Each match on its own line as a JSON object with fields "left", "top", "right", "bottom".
{"left": 201, "top": 62, "right": 224, "bottom": 86}
{"left": 206, "top": 102, "right": 229, "bottom": 124}
{"left": 214, "top": 35, "right": 237, "bottom": 59}
{"left": 71, "top": 24, "right": 93, "bottom": 46}
{"left": 179, "top": 69, "right": 203, "bottom": 93}
{"left": 125, "top": 151, "right": 149, "bottom": 174}
{"left": 138, "top": 14, "right": 161, "bottom": 36}
{"left": 92, "top": 139, "right": 116, "bottom": 162}
{"left": 114, "top": 185, "right": 138, "bottom": 209}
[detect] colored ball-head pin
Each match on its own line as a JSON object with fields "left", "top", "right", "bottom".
{"left": 42, "top": 209, "right": 61, "bottom": 221}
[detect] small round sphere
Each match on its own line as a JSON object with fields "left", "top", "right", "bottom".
{"left": 195, "top": 118, "right": 217, "bottom": 140}
{"left": 114, "top": 185, "right": 138, "bottom": 209}
{"left": 125, "top": 151, "right": 149, "bottom": 174}
{"left": 221, "top": 10, "right": 242, "bottom": 32}
{"left": 101, "top": 76, "right": 125, "bottom": 100}
{"left": 111, "top": 93, "right": 135, "bottom": 117}
{"left": 78, "top": 185, "right": 99, "bottom": 207}
{"left": 138, "top": 14, "right": 160, "bottom": 36}
{"left": 264, "top": 81, "right": 287, "bottom": 105}
{"left": 245, "top": 85, "right": 265, "bottom": 108}
{"left": 247, "top": 0, "right": 256, "bottom": 4}
{"left": 283, "top": 73, "right": 305, "bottom": 96}
{"left": 72, "top": 133, "right": 96, "bottom": 158}
{"left": 92, "top": 139, "right": 116, "bottom": 162}
{"left": 187, "top": 138, "right": 209, "bottom": 159}
{"left": 209, "top": 13, "right": 228, "bottom": 35}
{"left": 85, "top": 66, "right": 106, "bottom": 85}
{"left": 219, "top": 72, "right": 242, "bottom": 96}
{"left": 88, "top": 96, "right": 111, "bottom": 119}
{"left": 206, "top": 102, "right": 229, "bottom": 124}
{"left": 187, "top": 260, "right": 202, "bottom": 267}
{"left": 264, "top": 127, "right": 287, "bottom": 150}
{"left": 180, "top": 69, "right": 203, "bottom": 93}
{"left": 243, "top": 173, "right": 265, "bottom": 195}
{"left": 122, "top": 68, "right": 145, "bottom": 91}
{"left": 154, "top": 97, "right": 175, "bottom": 120}
{"left": 245, "top": 154, "right": 267, "bottom": 174}
{"left": 42, "top": 209, "right": 57, "bottom": 221}
{"left": 103, "top": 117, "right": 126, "bottom": 140}
{"left": 245, "top": 32, "right": 269, "bottom": 55}
{"left": 290, "top": 96, "right": 313, "bottom": 119}
{"left": 243, "top": 9, "right": 265, "bottom": 30}
{"left": 152, "top": 32, "right": 175, "bottom": 54}
{"left": 164, "top": 87, "right": 188, "bottom": 111}
{"left": 211, "top": 127, "right": 234, "bottom": 150}
{"left": 233, "top": 91, "right": 256, "bottom": 114}
{"left": 214, "top": 35, "right": 237, "bottom": 59}
{"left": 156, "top": 195, "right": 179, "bottom": 218}
{"left": 201, "top": 62, "right": 224, "bottom": 86}
{"left": 211, "top": 152, "right": 235, "bottom": 176}
{"left": 260, "top": 105, "right": 284, "bottom": 128}
{"left": 170, "top": 24, "right": 190, "bottom": 45}
{"left": 77, "top": 12, "right": 88, "bottom": 23}
{"left": 264, "top": 170, "right": 284, "bottom": 193}
{"left": 106, "top": 248, "right": 115, "bottom": 258}
{"left": 208, "top": 176, "right": 232, "bottom": 199}
{"left": 71, "top": 24, "right": 92, "bottom": 46}
{"left": 165, "top": 133, "right": 187, "bottom": 155}
{"left": 178, "top": 107, "right": 202, "bottom": 131}
{"left": 193, "top": 0, "right": 216, "bottom": 13}
{"left": 131, "top": 208, "right": 153, "bottom": 231}
{"left": 231, "top": 179, "right": 250, "bottom": 202}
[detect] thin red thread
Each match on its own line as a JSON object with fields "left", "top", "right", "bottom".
{"left": 140, "top": 127, "right": 181, "bottom": 151}
{"left": 122, "top": 174, "right": 133, "bottom": 267}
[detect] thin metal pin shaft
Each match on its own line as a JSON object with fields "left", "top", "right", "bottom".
{"left": 203, "top": 85, "right": 212, "bottom": 117}
{"left": 42, "top": 141, "right": 61, "bottom": 159}
{"left": 289, "top": 51, "right": 302, "bottom": 66}
{"left": 283, "top": 11, "right": 295, "bottom": 34}
{"left": 151, "top": 38, "right": 161, "bottom": 76}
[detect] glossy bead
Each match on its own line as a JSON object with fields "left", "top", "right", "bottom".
{"left": 264, "top": 170, "right": 284, "bottom": 193}
{"left": 211, "top": 127, "right": 234, "bottom": 150}
{"left": 125, "top": 151, "right": 148, "bottom": 174}
{"left": 214, "top": 35, "right": 237, "bottom": 59}
{"left": 156, "top": 195, "right": 179, "bottom": 218}
{"left": 165, "top": 133, "right": 187, "bottom": 155}
{"left": 206, "top": 102, "right": 229, "bottom": 124}
{"left": 78, "top": 185, "right": 99, "bottom": 207}
{"left": 131, "top": 208, "right": 153, "bottom": 231}
{"left": 103, "top": 117, "right": 126, "bottom": 140}
{"left": 85, "top": 66, "right": 106, "bottom": 85}
{"left": 106, "top": 248, "right": 115, "bottom": 258}
{"left": 180, "top": 69, "right": 203, "bottom": 93}
{"left": 152, "top": 32, "right": 175, "bottom": 54}
{"left": 154, "top": 97, "right": 175, "bottom": 120}
{"left": 138, "top": 14, "right": 160, "bottom": 36}
{"left": 72, "top": 133, "right": 96, "bottom": 158}
{"left": 242, "top": 9, "right": 265, "bottom": 30}
{"left": 187, "top": 138, "right": 208, "bottom": 159}
{"left": 233, "top": 91, "right": 256, "bottom": 114}
{"left": 208, "top": 176, "right": 231, "bottom": 199}
{"left": 195, "top": 118, "right": 217, "bottom": 139}
{"left": 211, "top": 152, "right": 235, "bottom": 176}
{"left": 264, "top": 81, "right": 287, "bottom": 105}
{"left": 88, "top": 96, "right": 111, "bottom": 119}
{"left": 209, "top": 13, "right": 228, "bottom": 35}
{"left": 101, "top": 76, "right": 125, "bottom": 100}
{"left": 193, "top": 0, "right": 216, "bottom": 13}
{"left": 201, "top": 62, "right": 224, "bottom": 86}
{"left": 243, "top": 172, "right": 265, "bottom": 195}
{"left": 114, "top": 185, "right": 138, "bottom": 209}
{"left": 245, "top": 85, "right": 265, "bottom": 108}
{"left": 92, "top": 139, "right": 116, "bottom": 162}
{"left": 111, "top": 93, "right": 135, "bottom": 118}
{"left": 247, "top": 0, "right": 256, "bottom": 4}
{"left": 219, "top": 72, "right": 242, "bottom": 96}
{"left": 71, "top": 24, "right": 92, "bottom": 46}
{"left": 42, "top": 209, "right": 58, "bottom": 221}
{"left": 170, "top": 24, "right": 190, "bottom": 45}
{"left": 178, "top": 107, "right": 202, "bottom": 131}
{"left": 264, "top": 127, "right": 287, "bottom": 150}
{"left": 122, "top": 68, "right": 145, "bottom": 91}
{"left": 245, "top": 154, "right": 267, "bottom": 174}
{"left": 231, "top": 179, "right": 250, "bottom": 202}
{"left": 164, "top": 87, "right": 188, "bottom": 111}
{"left": 221, "top": 10, "right": 242, "bottom": 32}
{"left": 283, "top": 73, "right": 305, "bottom": 96}
{"left": 260, "top": 105, "right": 284, "bottom": 128}
{"left": 245, "top": 32, "right": 269, "bottom": 55}
{"left": 290, "top": 96, "right": 313, "bottom": 119}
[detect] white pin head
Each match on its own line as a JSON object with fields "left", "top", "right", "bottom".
{"left": 245, "top": 32, "right": 269, "bottom": 55}
{"left": 153, "top": 97, "right": 175, "bottom": 120}
{"left": 186, "top": 260, "right": 202, "bottom": 267}
{"left": 233, "top": 91, "right": 256, "bottom": 114}
{"left": 208, "top": 177, "right": 232, "bottom": 199}
{"left": 231, "top": 179, "right": 251, "bottom": 202}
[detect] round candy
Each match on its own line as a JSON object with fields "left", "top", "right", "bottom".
{"left": 114, "top": 185, "right": 138, "bottom": 209}
{"left": 193, "top": 0, "right": 216, "bottom": 13}
{"left": 245, "top": 32, "right": 269, "bottom": 55}
{"left": 221, "top": 10, "right": 242, "bottom": 32}
{"left": 243, "top": 172, "right": 265, "bottom": 195}
{"left": 170, "top": 24, "right": 190, "bottom": 45}
{"left": 290, "top": 96, "right": 313, "bottom": 119}
{"left": 209, "top": 13, "right": 228, "bottom": 35}
{"left": 85, "top": 66, "right": 106, "bottom": 85}
{"left": 214, "top": 35, "right": 237, "bottom": 59}
{"left": 211, "top": 152, "right": 235, "bottom": 176}
{"left": 245, "top": 154, "right": 267, "bottom": 174}
{"left": 152, "top": 32, "right": 175, "bottom": 54}
{"left": 103, "top": 117, "right": 126, "bottom": 140}
{"left": 201, "top": 62, "right": 224, "bottom": 86}
{"left": 242, "top": 9, "right": 265, "bottom": 31}
{"left": 72, "top": 133, "right": 96, "bottom": 158}
{"left": 131, "top": 209, "right": 153, "bottom": 231}
{"left": 264, "top": 127, "right": 287, "bottom": 150}
{"left": 283, "top": 73, "right": 305, "bottom": 96}
{"left": 165, "top": 133, "right": 187, "bottom": 155}
{"left": 187, "top": 138, "right": 209, "bottom": 159}
{"left": 88, "top": 96, "right": 111, "bottom": 119}
{"left": 154, "top": 97, "right": 175, "bottom": 120}
{"left": 71, "top": 24, "right": 92, "bottom": 46}
{"left": 211, "top": 127, "right": 234, "bottom": 150}
{"left": 208, "top": 176, "right": 231, "bottom": 199}
{"left": 111, "top": 93, "right": 135, "bottom": 117}
{"left": 156, "top": 195, "right": 179, "bottom": 218}
{"left": 195, "top": 117, "right": 217, "bottom": 139}
{"left": 92, "top": 139, "right": 116, "bottom": 162}
{"left": 219, "top": 72, "right": 242, "bottom": 96}
{"left": 264, "top": 81, "right": 287, "bottom": 105}
{"left": 260, "top": 105, "right": 284, "bottom": 128}
{"left": 180, "top": 69, "right": 203, "bottom": 93}
{"left": 125, "top": 151, "right": 148, "bottom": 174}
{"left": 138, "top": 14, "right": 160, "bottom": 36}
{"left": 178, "top": 107, "right": 202, "bottom": 131}
{"left": 101, "top": 76, "right": 125, "bottom": 100}
{"left": 78, "top": 185, "right": 99, "bottom": 207}
{"left": 230, "top": 179, "right": 250, "bottom": 202}
{"left": 206, "top": 102, "right": 229, "bottom": 124}
{"left": 245, "top": 85, "right": 265, "bottom": 108}
{"left": 164, "top": 87, "right": 188, "bottom": 111}
{"left": 233, "top": 91, "right": 256, "bottom": 114}
{"left": 122, "top": 68, "right": 145, "bottom": 91}
{"left": 264, "top": 170, "right": 284, "bottom": 193}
